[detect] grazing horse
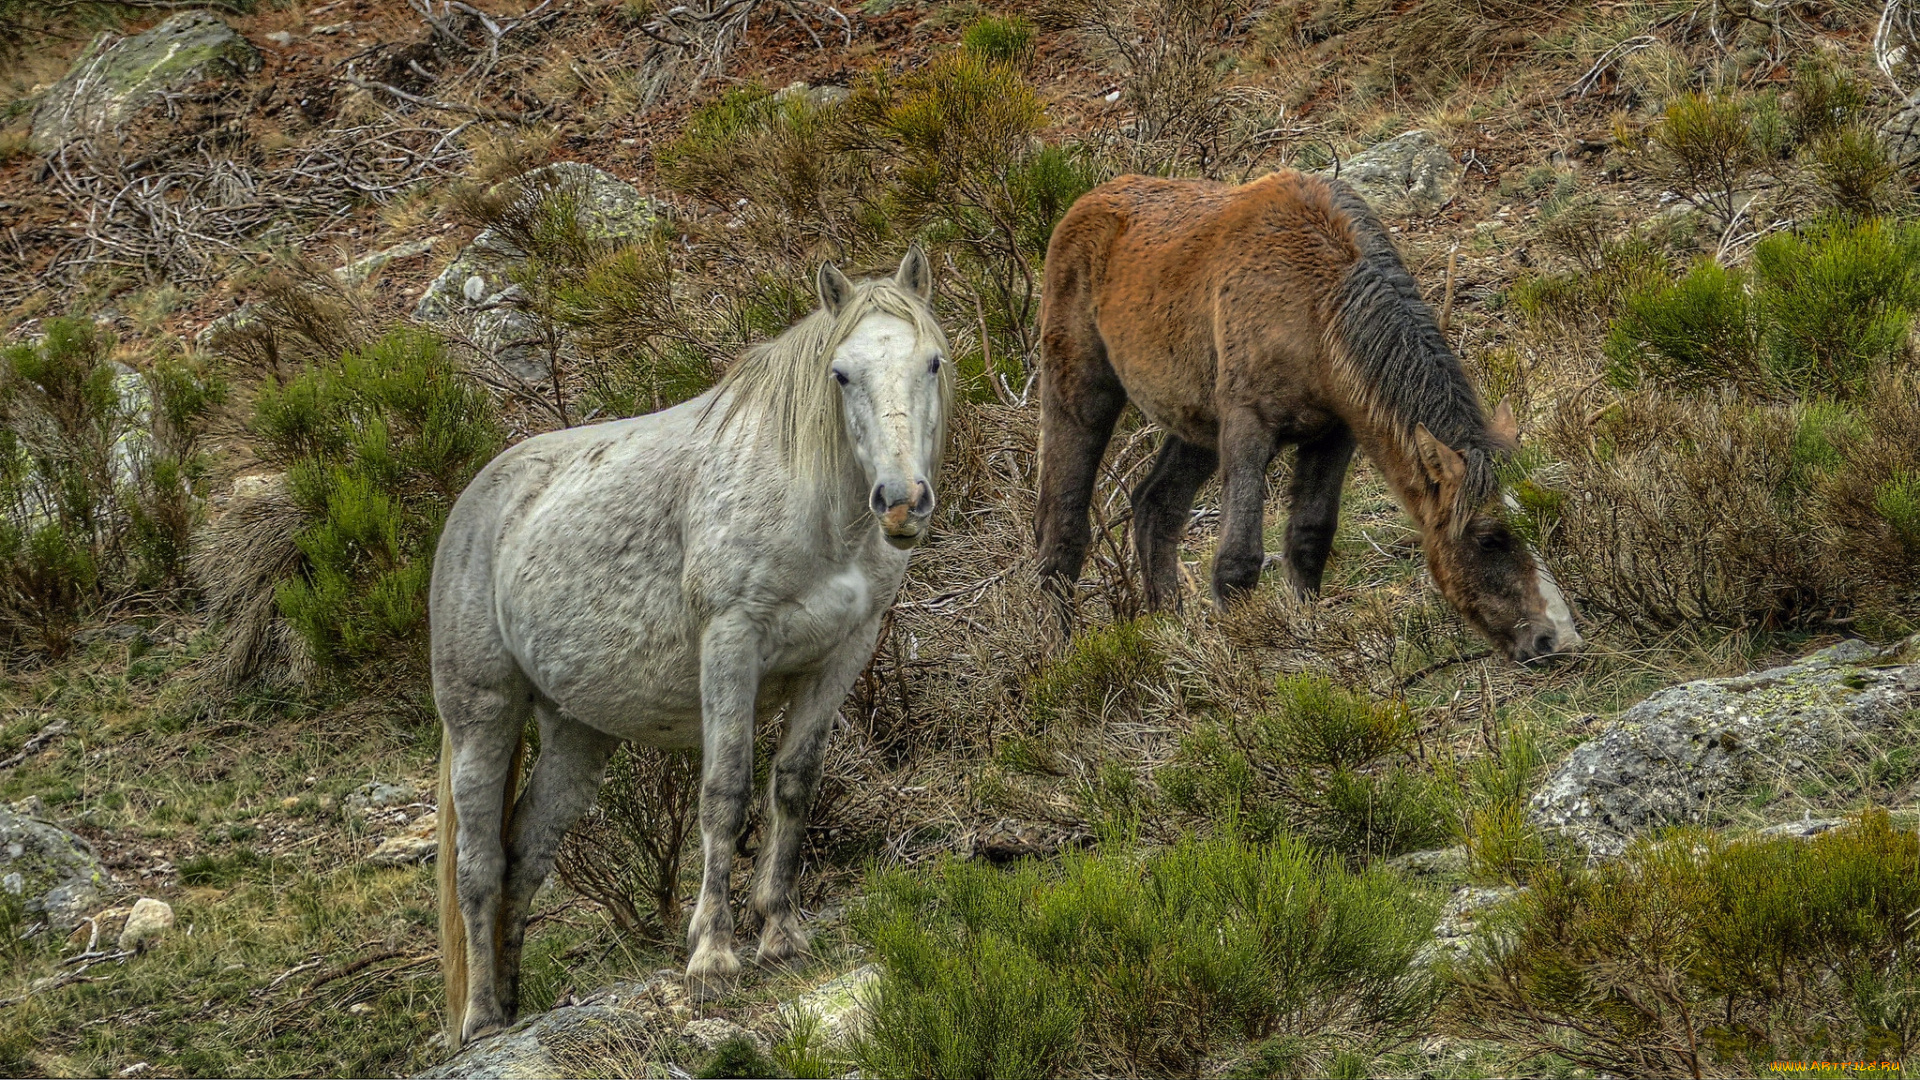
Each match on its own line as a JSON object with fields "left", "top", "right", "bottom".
{"left": 1035, "top": 170, "right": 1580, "bottom": 663}
{"left": 432, "top": 249, "right": 952, "bottom": 1046}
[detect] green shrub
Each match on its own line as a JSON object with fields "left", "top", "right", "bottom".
{"left": 251, "top": 329, "right": 502, "bottom": 673}
{"left": 1448, "top": 811, "right": 1920, "bottom": 1076}
{"left": 1810, "top": 124, "right": 1899, "bottom": 219}
{"left": 1604, "top": 259, "right": 1758, "bottom": 393}
{"left": 853, "top": 833, "right": 1438, "bottom": 1078}
{"left": 1645, "top": 92, "right": 1766, "bottom": 229}
{"left": 1786, "top": 57, "right": 1869, "bottom": 147}
{"left": 0, "top": 318, "right": 223, "bottom": 654}
{"left": 1025, "top": 617, "right": 1163, "bottom": 728}
{"left": 1751, "top": 217, "right": 1920, "bottom": 398}
{"left": 960, "top": 13, "right": 1037, "bottom": 67}
{"left": 1159, "top": 675, "right": 1450, "bottom": 860}
{"left": 1605, "top": 218, "right": 1920, "bottom": 401}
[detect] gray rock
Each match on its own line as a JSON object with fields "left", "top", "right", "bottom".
{"left": 346, "top": 781, "right": 415, "bottom": 813}
{"left": 1530, "top": 638, "right": 1920, "bottom": 857}
{"left": 117, "top": 896, "right": 174, "bottom": 951}
{"left": 418, "top": 973, "right": 676, "bottom": 1079}
{"left": 413, "top": 163, "right": 654, "bottom": 384}
{"left": 778, "top": 964, "right": 880, "bottom": 1048}
{"left": 0, "top": 804, "right": 108, "bottom": 930}
{"left": 1328, "top": 130, "right": 1460, "bottom": 212}
{"left": 1415, "top": 885, "right": 1527, "bottom": 968}
{"left": 30, "top": 12, "right": 261, "bottom": 153}
{"left": 681, "top": 1017, "right": 766, "bottom": 1054}
{"left": 367, "top": 812, "right": 438, "bottom": 866}
{"left": 1386, "top": 845, "right": 1468, "bottom": 881}
{"left": 775, "top": 80, "right": 850, "bottom": 109}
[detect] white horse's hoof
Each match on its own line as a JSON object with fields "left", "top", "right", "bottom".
{"left": 755, "top": 922, "right": 811, "bottom": 969}
{"left": 686, "top": 948, "right": 741, "bottom": 1002}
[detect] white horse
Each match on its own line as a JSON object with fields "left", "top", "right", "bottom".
{"left": 431, "top": 249, "right": 951, "bottom": 1046}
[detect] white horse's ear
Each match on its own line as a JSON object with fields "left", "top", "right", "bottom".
{"left": 1489, "top": 397, "right": 1520, "bottom": 450}
{"left": 818, "top": 261, "right": 855, "bottom": 315}
{"left": 895, "top": 245, "right": 934, "bottom": 301}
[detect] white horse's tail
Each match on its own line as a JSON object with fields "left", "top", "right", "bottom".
{"left": 439, "top": 725, "right": 524, "bottom": 1045}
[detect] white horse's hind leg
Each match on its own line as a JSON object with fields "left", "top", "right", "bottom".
{"left": 497, "top": 702, "right": 622, "bottom": 1016}
{"left": 686, "top": 618, "right": 764, "bottom": 1001}
{"left": 752, "top": 621, "right": 880, "bottom": 967}
{"left": 441, "top": 678, "right": 533, "bottom": 1044}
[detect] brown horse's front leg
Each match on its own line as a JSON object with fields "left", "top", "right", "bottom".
{"left": 1211, "top": 413, "right": 1281, "bottom": 606}
{"left": 1282, "top": 428, "right": 1356, "bottom": 597}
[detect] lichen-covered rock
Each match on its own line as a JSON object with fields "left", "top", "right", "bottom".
{"left": 413, "top": 163, "right": 653, "bottom": 384}
{"left": 778, "top": 964, "right": 880, "bottom": 1047}
{"left": 1530, "top": 638, "right": 1920, "bottom": 857}
{"left": 1415, "top": 885, "right": 1526, "bottom": 968}
{"left": 30, "top": 12, "right": 261, "bottom": 153}
{"left": 1328, "top": 130, "right": 1460, "bottom": 211}
{"left": 118, "top": 896, "right": 174, "bottom": 951}
{"left": 346, "top": 780, "right": 416, "bottom": 814}
{"left": 418, "top": 973, "right": 679, "bottom": 1079}
{"left": 367, "top": 812, "right": 437, "bottom": 867}
{"left": 1882, "top": 90, "right": 1920, "bottom": 169}
{"left": 0, "top": 804, "right": 109, "bottom": 930}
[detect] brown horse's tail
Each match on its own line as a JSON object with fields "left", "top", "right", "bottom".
{"left": 438, "top": 725, "right": 525, "bottom": 1045}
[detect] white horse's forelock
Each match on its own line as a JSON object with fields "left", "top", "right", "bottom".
{"left": 704, "top": 277, "right": 952, "bottom": 501}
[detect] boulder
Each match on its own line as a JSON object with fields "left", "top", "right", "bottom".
{"left": 1328, "top": 130, "right": 1460, "bottom": 212}
{"left": 778, "top": 964, "right": 880, "bottom": 1048}
{"left": 346, "top": 781, "right": 416, "bottom": 814}
{"left": 681, "top": 1017, "right": 767, "bottom": 1054}
{"left": 29, "top": 12, "right": 261, "bottom": 153}
{"left": 367, "top": 812, "right": 437, "bottom": 867}
{"left": 1415, "top": 885, "right": 1526, "bottom": 968}
{"left": 418, "top": 972, "right": 680, "bottom": 1079}
{"left": 0, "top": 803, "right": 109, "bottom": 930}
{"left": 1530, "top": 638, "right": 1920, "bottom": 857}
{"left": 117, "top": 896, "right": 174, "bottom": 951}
{"left": 412, "top": 162, "right": 654, "bottom": 384}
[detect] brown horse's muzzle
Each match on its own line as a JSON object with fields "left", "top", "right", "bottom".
{"left": 873, "top": 479, "right": 935, "bottom": 548}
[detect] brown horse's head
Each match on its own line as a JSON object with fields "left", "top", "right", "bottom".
{"left": 1410, "top": 401, "right": 1581, "bottom": 665}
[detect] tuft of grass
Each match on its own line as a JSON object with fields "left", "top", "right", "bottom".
{"left": 853, "top": 832, "right": 1439, "bottom": 1077}
{"left": 1025, "top": 617, "right": 1163, "bottom": 728}
{"left": 960, "top": 13, "right": 1038, "bottom": 67}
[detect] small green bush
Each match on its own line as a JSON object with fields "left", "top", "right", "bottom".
{"left": 251, "top": 328, "right": 502, "bottom": 673}
{"left": 1605, "top": 218, "right": 1920, "bottom": 401}
{"left": 1604, "top": 259, "right": 1758, "bottom": 392}
{"left": 0, "top": 318, "right": 223, "bottom": 654}
{"left": 960, "top": 13, "right": 1038, "bottom": 67}
{"left": 1646, "top": 92, "right": 1766, "bottom": 229}
{"left": 1810, "top": 124, "right": 1899, "bottom": 219}
{"left": 1025, "top": 617, "right": 1164, "bottom": 728}
{"left": 1751, "top": 217, "right": 1920, "bottom": 398}
{"left": 854, "top": 833, "right": 1439, "bottom": 1078}
{"left": 1448, "top": 811, "right": 1920, "bottom": 1076}
{"left": 1159, "top": 675, "right": 1450, "bottom": 860}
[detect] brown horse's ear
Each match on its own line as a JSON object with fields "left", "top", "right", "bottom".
{"left": 896, "top": 245, "right": 934, "bottom": 301}
{"left": 818, "top": 261, "right": 855, "bottom": 316}
{"left": 1414, "top": 424, "right": 1467, "bottom": 493}
{"left": 1489, "top": 397, "right": 1520, "bottom": 451}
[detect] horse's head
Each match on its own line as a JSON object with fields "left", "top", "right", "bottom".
{"left": 1411, "top": 400, "right": 1581, "bottom": 665}
{"left": 819, "top": 247, "right": 948, "bottom": 550}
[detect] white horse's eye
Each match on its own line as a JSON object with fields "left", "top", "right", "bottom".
{"left": 928, "top": 355, "right": 943, "bottom": 375}
{"left": 832, "top": 369, "right": 849, "bottom": 385}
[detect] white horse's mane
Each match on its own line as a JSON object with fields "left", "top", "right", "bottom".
{"left": 706, "top": 276, "right": 953, "bottom": 489}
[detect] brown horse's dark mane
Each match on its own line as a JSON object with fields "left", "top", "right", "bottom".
{"left": 1321, "top": 180, "right": 1501, "bottom": 533}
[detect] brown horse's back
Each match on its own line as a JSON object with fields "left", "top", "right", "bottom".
{"left": 1042, "top": 170, "right": 1368, "bottom": 447}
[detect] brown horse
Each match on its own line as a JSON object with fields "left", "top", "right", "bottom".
{"left": 1035, "top": 170, "right": 1580, "bottom": 663}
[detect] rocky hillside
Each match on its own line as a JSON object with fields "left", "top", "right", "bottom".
{"left": 1, "top": 0, "right": 1919, "bottom": 1076}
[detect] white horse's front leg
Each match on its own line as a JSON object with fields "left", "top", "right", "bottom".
{"left": 687, "top": 617, "right": 764, "bottom": 1001}
{"left": 752, "top": 616, "right": 882, "bottom": 968}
